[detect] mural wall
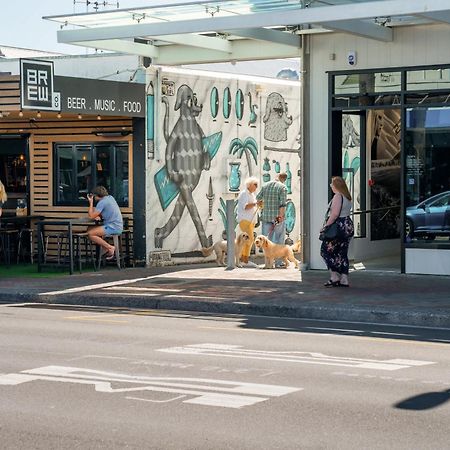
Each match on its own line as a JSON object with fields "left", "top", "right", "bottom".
{"left": 147, "top": 68, "right": 301, "bottom": 255}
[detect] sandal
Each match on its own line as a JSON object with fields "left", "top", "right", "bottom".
{"left": 105, "top": 248, "right": 115, "bottom": 260}
{"left": 324, "top": 280, "right": 340, "bottom": 287}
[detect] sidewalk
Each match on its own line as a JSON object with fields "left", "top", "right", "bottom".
{"left": 1, "top": 263, "right": 450, "bottom": 328}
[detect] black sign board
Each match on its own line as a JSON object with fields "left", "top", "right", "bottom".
{"left": 55, "top": 76, "right": 145, "bottom": 118}
{"left": 20, "top": 59, "right": 57, "bottom": 110}
{"left": 20, "top": 59, "right": 145, "bottom": 118}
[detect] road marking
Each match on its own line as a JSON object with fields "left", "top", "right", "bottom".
{"left": 157, "top": 343, "right": 435, "bottom": 371}
{"left": 104, "top": 286, "right": 183, "bottom": 293}
{"left": 101, "top": 292, "right": 160, "bottom": 297}
{"left": 197, "top": 326, "right": 450, "bottom": 347}
{"left": 126, "top": 395, "right": 187, "bottom": 403}
{"left": 64, "top": 314, "right": 129, "bottom": 324}
{"left": 165, "top": 294, "right": 232, "bottom": 301}
{"left": 0, "top": 366, "right": 301, "bottom": 409}
{"left": 39, "top": 276, "right": 158, "bottom": 296}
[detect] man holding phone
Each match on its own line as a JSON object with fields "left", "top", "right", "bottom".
{"left": 87, "top": 186, "right": 123, "bottom": 259}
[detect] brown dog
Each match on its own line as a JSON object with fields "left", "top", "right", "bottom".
{"left": 201, "top": 232, "right": 250, "bottom": 267}
{"left": 254, "top": 235, "right": 300, "bottom": 269}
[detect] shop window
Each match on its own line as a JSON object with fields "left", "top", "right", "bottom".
{"left": 407, "top": 68, "right": 450, "bottom": 91}
{"left": 405, "top": 107, "right": 450, "bottom": 245}
{"left": 334, "top": 72, "right": 401, "bottom": 95}
{"left": 54, "top": 142, "right": 129, "bottom": 206}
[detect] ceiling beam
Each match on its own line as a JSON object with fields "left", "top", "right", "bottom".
{"left": 223, "top": 28, "right": 301, "bottom": 48}
{"left": 56, "top": 0, "right": 450, "bottom": 44}
{"left": 153, "top": 40, "right": 300, "bottom": 65}
{"left": 79, "top": 39, "right": 159, "bottom": 57}
{"left": 321, "top": 20, "right": 393, "bottom": 41}
{"left": 415, "top": 10, "right": 450, "bottom": 24}
{"left": 155, "top": 34, "right": 232, "bottom": 53}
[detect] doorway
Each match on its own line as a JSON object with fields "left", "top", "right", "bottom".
{"left": 0, "top": 136, "right": 29, "bottom": 215}
{"left": 334, "top": 108, "right": 402, "bottom": 271}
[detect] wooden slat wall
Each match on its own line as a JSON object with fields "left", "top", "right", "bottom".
{"left": 0, "top": 112, "right": 134, "bottom": 261}
{"left": 0, "top": 75, "right": 20, "bottom": 110}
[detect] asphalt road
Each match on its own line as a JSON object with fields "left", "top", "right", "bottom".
{"left": 1, "top": 303, "right": 449, "bottom": 449}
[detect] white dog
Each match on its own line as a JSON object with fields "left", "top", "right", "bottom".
{"left": 201, "top": 232, "right": 250, "bottom": 267}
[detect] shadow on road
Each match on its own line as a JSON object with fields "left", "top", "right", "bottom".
{"left": 394, "top": 389, "right": 450, "bottom": 411}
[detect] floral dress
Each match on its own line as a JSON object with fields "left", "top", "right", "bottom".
{"left": 320, "top": 204, "right": 354, "bottom": 275}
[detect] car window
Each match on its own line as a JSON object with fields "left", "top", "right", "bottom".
{"left": 429, "top": 194, "right": 450, "bottom": 207}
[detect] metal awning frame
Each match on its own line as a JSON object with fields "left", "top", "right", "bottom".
{"left": 43, "top": 0, "right": 450, "bottom": 65}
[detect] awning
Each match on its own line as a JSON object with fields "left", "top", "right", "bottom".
{"left": 44, "top": 0, "right": 450, "bottom": 65}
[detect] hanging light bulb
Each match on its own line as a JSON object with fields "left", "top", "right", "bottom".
{"left": 36, "top": 111, "right": 42, "bottom": 118}
{"left": 57, "top": 112, "right": 62, "bottom": 119}
{"left": 97, "top": 115, "right": 101, "bottom": 120}
{"left": 78, "top": 113, "right": 82, "bottom": 119}
{"left": 19, "top": 110, "right": 24, "bottom": 118}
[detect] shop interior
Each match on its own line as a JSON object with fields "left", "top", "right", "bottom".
{"left": 0, "top": 136, "right": 29, "bottom": 215}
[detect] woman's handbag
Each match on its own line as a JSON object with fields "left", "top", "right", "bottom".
{"left": 319, "top": 222, "right": 339, "bottom": 241}
{"left": 319, "top": 194, "right": 343, "bottom": 241}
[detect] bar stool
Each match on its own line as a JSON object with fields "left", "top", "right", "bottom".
{"left": 73, "top": 232, "right": 96, "bottom": 273}
{"left": 17, "top": 227, "right": 40, "bottom": 264}
{"left": 0, "top": 227, "right": 19, "bottom": 266}
{"left": 44, "top": 232, "right": 66, "bottom": 264}
{"left": 97, "top": 234, "right": 123, "bottom": 270}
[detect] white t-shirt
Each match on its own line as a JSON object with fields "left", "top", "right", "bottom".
{"left": 237, "top": 189, "right": 257, "bottom": 223}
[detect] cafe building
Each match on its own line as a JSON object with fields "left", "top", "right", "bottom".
{"left": 0, "top": 59, "right": 146, "bottom": 265}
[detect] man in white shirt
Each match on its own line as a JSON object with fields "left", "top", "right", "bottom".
{"left": 237, "top": 177, "right": 261, "bottom": 268}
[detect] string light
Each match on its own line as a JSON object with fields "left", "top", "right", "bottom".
{"left": 97, "top": 115, "right": 101, "bottom": 120}
{"left": 36, "top": 111, "right": 41, "bottom": 118}
{"left": 19, "top": 110, "right": 24, "bottom": 118}
{"left": 57, "top": 112, "right": 62, "bottom": 119}
{"left": 78, "top": 113, "right": 82, "bottom": 119}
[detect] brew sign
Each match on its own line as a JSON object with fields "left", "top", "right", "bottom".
{"left": 20, "top": 59, "right": 57, "bottom": 110}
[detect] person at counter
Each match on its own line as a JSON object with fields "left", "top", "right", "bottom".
{"left": 0, "top": 180, "right": 7, "bottom": 217}
{"left": 87, "top": 186, "right": 123, "bottom": 259}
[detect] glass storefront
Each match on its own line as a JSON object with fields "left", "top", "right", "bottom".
{"left": 331, "top": 64, "right": 450, "bottom": 272}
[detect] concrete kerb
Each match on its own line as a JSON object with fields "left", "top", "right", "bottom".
{"left": 2, "top": 291, "right": 450, "bottom": 328}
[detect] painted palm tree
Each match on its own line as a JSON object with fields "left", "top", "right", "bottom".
{"left": 229, "top": 137, "right": 259, "bottom": 177}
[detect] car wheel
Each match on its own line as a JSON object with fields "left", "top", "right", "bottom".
{"left": 405, "top": 219, "right": 414, "bottom": 238}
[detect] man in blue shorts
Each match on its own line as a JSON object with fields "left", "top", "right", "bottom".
{"left": 87, "top": 185, "right": 123, "bottom": 259}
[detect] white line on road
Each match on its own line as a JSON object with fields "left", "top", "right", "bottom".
{"left": 165, "top": 294, "right": 232, "bottom": 301}
{"left": 126, "top": 395, "right": 187, "bottom": 403}
{"left": 0, "top": 366, "right": 301, "bottom": 409}
{"left": 39, "top": 276, "right": 158, "bottom": 296}
{"left": 157, "top": 344, "right": 435, "bottom": 371}
{"left": 104, "top": 287, "right": 183, "bottom": 293}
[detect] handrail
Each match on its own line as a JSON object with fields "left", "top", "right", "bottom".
{"left": 352, "top": 205, "right": 400, "bottom": 216}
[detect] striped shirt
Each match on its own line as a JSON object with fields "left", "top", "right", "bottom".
{"left": 256, "top": 180, "right": 287, "bottom": 222}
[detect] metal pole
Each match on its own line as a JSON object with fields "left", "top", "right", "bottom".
{"left": 225, "top": 198, "right": 235, "bottom": 270}
{"left": 299, "top": 34, "right": 310, "bottom": 270}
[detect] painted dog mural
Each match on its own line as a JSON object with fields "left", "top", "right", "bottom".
{"left": 148, "top": 69, "right": 301, "bottom": 256}
{"left": 154, "top": 84, "right": 211, "bottom": 248}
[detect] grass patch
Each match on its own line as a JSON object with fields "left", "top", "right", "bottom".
{"left": 0, "top": 264, "right": 71, "bottom": 278}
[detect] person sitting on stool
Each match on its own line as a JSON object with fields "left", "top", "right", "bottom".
{"left": 87, "top": 186, "right": 123, "bottom": 259}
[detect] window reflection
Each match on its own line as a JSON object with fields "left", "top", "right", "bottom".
{"left": 405, "top": 107, "right": 450, "bottom": 243}
{"left": 55, "top": 142, "right": 129, "bottom": 206}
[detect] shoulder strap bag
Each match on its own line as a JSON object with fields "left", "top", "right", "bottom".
{"left": 319, "top": 194, "right": 343, "bottom": 241}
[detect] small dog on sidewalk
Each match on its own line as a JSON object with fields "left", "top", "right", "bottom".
{"left": 201, "top": 232, "right": 250, "bottom": 267}
{"left": 254, "top": 235, "right": 300, "bottom": 269}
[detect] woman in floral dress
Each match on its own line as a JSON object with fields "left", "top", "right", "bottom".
{"left": 320, "top": 176, "right": 354, "bottom": 287}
